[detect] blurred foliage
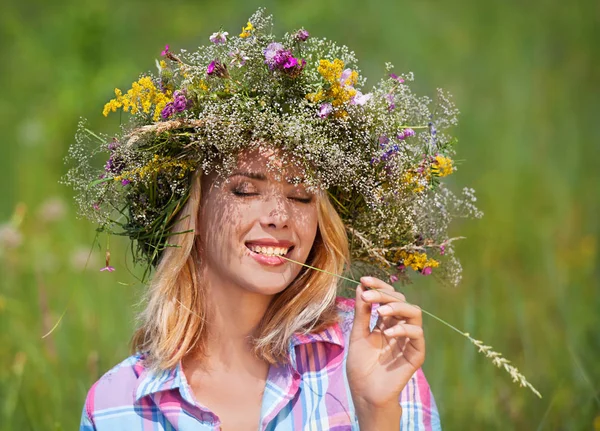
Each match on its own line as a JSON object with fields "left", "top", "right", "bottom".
{"left": 0, "top": 0, "right": 598, "bottom": 429}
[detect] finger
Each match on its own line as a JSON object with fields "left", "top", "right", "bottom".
{"left": 351, "top": 284, "right": 373, "bottom": 340}
{"left": 360, "top": 276, "right": 398, "bottom": 295}
{"left": 399, "top": 334, "right": 426, "bottom": 370}
{"left": 360, "top": 286, "right": 406, "bottom": 305}
{"left": 377, "top": 301, "right": 422, "bottom": 327}
{"left": 383, "top": 323, "right": 423, "bottom": 341}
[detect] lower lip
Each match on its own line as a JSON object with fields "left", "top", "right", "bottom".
{"left": 246, "top": 246, "right": 293, "bottom": 266}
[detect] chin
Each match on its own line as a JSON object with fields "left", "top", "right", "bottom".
{"left": 237, "top": 269, "right": 296, "bottom": 296}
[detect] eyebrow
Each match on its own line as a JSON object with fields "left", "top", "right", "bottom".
{"left": 229, "top": 171, "right": 305, "bottom": 185}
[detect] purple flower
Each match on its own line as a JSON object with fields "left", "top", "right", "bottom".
{"left": 428, "top": 121, "right": 438, "bottom": 145}
{"left": 209, "top": 31, "right": 228, "bottom": 44}
{"left": 172, "top": 91, "right": 188, "bottom": 111}
{"left": 161, "top": 44, "right": 170, "bottom": 57}
{"left": 397, "top": 128, "right": 415, "bottom": 140}
{"left": 397, "top": 264, "right": 406, "bottom": 272}
{"left": 121, "top": 179, "right": 131, "bottom": 186}
{"left": 318, "top": 103, "right": 333, "bottom": 118}
{"left": 295, "top": 29, "right": 310, "bottom": 41}
{"left": 161, "top": 103, "right": 175, "bottom": 120}
{"left": 161, "top": 91, "right": 189, "bottom": 120}
{"left": 389, "top": 274, "right": 399, "bottom": 283}
{"left": 379, "top": 135, "right": 389, "bottom": 148}
{"left": 100, "top": 265, "right": 115, "bottom": 272}
{"left": 440, "top": 245, "right": 446, "bottom": 255}
{"left": 385, "top": 92, "right": 395, "bottom": 111}
{"left": 421, "top": 267, "right": 433, "bottom": 276}
{"left": 264, "top": 42, "right": 285, "bottom": 67}
{"left": 264, "top": 43, "right": 305, "bottom": 76}
{"left": 390, "top": 73, "right": 405, "bottom": 83}
{"left": 351, "top": 90, "right": 372, "bottom": 106}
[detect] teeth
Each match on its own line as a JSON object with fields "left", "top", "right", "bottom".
{"left": 249, "top": 245, "right": 290, "bottom": 256}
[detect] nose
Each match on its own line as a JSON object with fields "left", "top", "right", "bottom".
{"left": 259, "top": 194, "right": 290, "bottom": 229}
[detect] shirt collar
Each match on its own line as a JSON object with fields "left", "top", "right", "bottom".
{"left": 290, "top": 319, "right": 345, "bottom": 349}
{"left": 134, "top": 361, "right": 181, "bottom": 402}
{"left": 133, "top": 320, "right": 345, "bottom": 402}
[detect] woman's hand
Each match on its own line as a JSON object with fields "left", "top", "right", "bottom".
{"left": 346, "top": 276, "right": 425, "bottom": 429}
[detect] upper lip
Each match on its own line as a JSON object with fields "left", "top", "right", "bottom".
{"left": 245, "top": 239, "right": 295, "bottom": 248}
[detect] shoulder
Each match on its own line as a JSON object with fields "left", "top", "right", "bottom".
{"left": 82, "top": 353, "right": 146, "bottom": 424}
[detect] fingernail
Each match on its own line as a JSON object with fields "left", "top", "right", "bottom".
{"left": 361, "top": 290, "right": 376, "bottom": 301}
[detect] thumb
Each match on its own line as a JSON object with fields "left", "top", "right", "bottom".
{"left": 350, "top": 284, "right": 372, "bottom": 340}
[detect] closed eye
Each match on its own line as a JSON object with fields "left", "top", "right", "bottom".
{"left": 233, "top": 191, "right": 312, "bottom": 204}
{"left": 232, "top": 190, "right": 259, "bottom": 197}
{"left": 291, "top": 197, "right": 313, "bottom": 204}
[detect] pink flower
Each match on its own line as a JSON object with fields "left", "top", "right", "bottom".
{"left": 206, "top": 60, "right": 229, "bottom": 78}
{"left": 351, "top": 90, "right": 372, "bottom": 106}
{"left": 295, "top": 29, "right": 310, "bottom": 41}
{"left": 390, "top": 73, "right": 405, "bottom": 83}
{"left": 161, "top": 44, "right": 170, "bottom": 57}
{"left": 389, "top": 274, "right": 399, "bottom": 283}
{"left": 318, "top": 103, "right": 333, "bottom": 118}
{"left": 209, "top": 31, "right": 228, "bottom": 44}
{"left": 440, "top": 245, "right": 446, "bottom": 255}
{"left": 100, "top": 266, "right": 115, "bottom": 272}
{"left": 339, "top": 69, "right": 354, "bottom": 87}
{"left": 421, "top": 267, "right": 432, "bottom": 276}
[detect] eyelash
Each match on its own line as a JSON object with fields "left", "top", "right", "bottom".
{"left": 232, "top": 190, "right": 313, "bottom": 204}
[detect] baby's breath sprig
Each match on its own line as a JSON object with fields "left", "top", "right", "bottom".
{"left": 279, "top": 254, "right": 542, "bottom": 398}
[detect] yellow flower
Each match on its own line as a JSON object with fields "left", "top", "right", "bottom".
{"left": 239, "top": 21, "right": 254, "bottom": 38}
{"left": 102, "top": 76, "right": 172, "bottom": 121}
{"left": 431, "top": 155, "right": 453, "bottom": 177}
{"left": 318, "top": 59, "right": 345, "bottom": 84}
{"left": 401, "top": 170, "right": 430, "bottom": 193}
{"left": 114, "top": 154, "right": 195, "bottom": 182}
{"left": 395, "top": 250, "right": 440, "bottom": 271}
{"left": 309, "top": 59, "right": 360, "bottom": 108}
{"left": 305, "top": 90, "right": 324, "bottom": 103}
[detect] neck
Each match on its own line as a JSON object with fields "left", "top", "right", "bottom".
{"left": 194, "top": 265, "right": 274, "bottom": 370}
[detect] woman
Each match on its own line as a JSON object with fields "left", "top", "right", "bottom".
{"left": 80, "top": 146, "right": 440, "bottom": 430}
{"left": 68, "top": 9, "right": 472, "bottom": 430}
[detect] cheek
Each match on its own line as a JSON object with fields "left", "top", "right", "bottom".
{"left": 294, "top": 205, "right": 319, "bottom": 245}
{"left": 201, "top": 194, "right": 259, "bottom": 258}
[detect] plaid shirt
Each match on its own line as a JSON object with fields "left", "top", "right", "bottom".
{"left": 80, "top": 297, "right": 441, "bottom": 430}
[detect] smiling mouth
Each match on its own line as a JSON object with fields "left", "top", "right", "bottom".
{"left": 245, "top": 243, "right": 295, "bottom": 258}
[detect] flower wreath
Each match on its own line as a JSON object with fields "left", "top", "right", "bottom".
{"left": 64, "top": 8, "right": 482, "bottom": 285}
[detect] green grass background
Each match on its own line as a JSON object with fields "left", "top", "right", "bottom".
{"left": 0, "top": 0, "right": 598, "bottom": 429}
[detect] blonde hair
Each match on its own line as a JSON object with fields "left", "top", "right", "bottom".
{"left": 131, "top": 170, "right": 350, "bottom": 369}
